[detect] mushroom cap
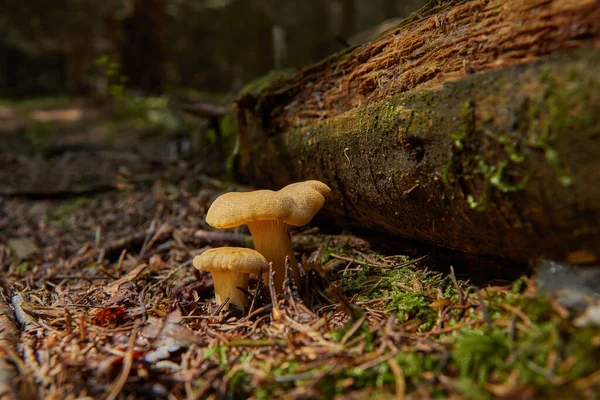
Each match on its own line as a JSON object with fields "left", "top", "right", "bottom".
{"left": 206, "top": 180, "right": 332, "bottom": 228}
{"left": 193, "top": 247, "right": 268, "bottom": 274}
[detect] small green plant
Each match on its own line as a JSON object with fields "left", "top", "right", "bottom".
{"left": 319, "top": 238, "right": 351, "bottom": 263}
{"left": 454, "top": 329, "right": 510, "bottom": 383}
{"left": 95, "top": 55, "right": 180, "bottom": 135}
{"left": 15, "top": 261, "right": 34, "bottom": 275}
{"left": 202, "top": 345, "right": 228, "bottom": 364}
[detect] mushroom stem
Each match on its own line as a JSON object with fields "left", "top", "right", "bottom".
{"left": 247, "top": 220, "right": 300, "bottom": 293}
{"left": 211, "top": 271, "right": 250, "bottom": 310}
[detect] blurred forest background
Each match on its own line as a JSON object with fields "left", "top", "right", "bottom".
{"left": 0, "top": 0, "right": 426, "bottom": 98}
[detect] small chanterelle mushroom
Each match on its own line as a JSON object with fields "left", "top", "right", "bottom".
{"left": 193, "top": 247, "right": 268, "bottom": 311}
{"left": 206, "top": 180, "right": 332, "bottom": 293}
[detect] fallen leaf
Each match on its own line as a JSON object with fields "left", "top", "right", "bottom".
{"left": 143, "top": 310, "right": 205, "bottom": 363}
{"left": 106, "top": 282, "right": 136, "bottom": 305}
{"left": 7, "top": 238, "right": 39, "bottom": 260}
{"left": 105, "top": 264, "right": 148, "bottom": 295}
{"left": 92, "top": 307, "right": 128, "bottom": 327}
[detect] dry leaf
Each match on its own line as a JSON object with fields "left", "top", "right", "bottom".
{"left": 105, "top": 264, "right": 148, "bottom": 296}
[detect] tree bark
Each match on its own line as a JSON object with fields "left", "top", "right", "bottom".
{"left": 235, "top": 0, "right": 600, "bottom": 264}
{"left": 234, "top": 0, "right": 600, "bottom": 265}
{"left": 236, "top": 0, "right": 600, "bottom": 136}
{"left": 235, "top": 50, "right": 600, "bottom": 264}
{"left": 121, "top": 0, "right": 166, "bottom": 93}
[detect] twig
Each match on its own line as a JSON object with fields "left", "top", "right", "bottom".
{"left": 475, "top": 288, "right": 493, "bottom": 330}
{"left": 331, "top": 252, "right": 429, "bottom": 269}
{"left": 340, "top": 314, "right": 367, "bottom": 344}
{"left": 283, "top": 256, "right": 301, "bottom": 314}
{"left": 226, "top": 338, "right": 284, "bottom": 347}
{"left": 212, "top": 297, "right": 230, "bottom": 316}
{"left": 137, "top": 219, "right": 156, "bottom": 262}
{"left": 11, "top": 294, "right": 39, "bottom": 332}
{"left": 65, "top": 308, "right": 73, "bottom": 335}
{"left": 116, "top": 249, "right": 127, "bottom": 277}
{"left": 269, "top": 262, "right": 283, "bottom": 321}
{"left": 356, "top": 349, "right": 399, "bottom": 370}
{"left": 330, "top": 253, "right": 383, "bottom": 267}
{"left": 274, "top": 371, "right": 326, "bottom": 383}
{"left": 449, "top": 266, "right": 464, "bottom": 306}
{"left": 51, "top": 275, "right": 106, "bottom": 281}
{"left": 393, "top": 253, "right": 430, "bottom": 268}
{"left": 97, "top": 267, "right": 119, "bottom": 280}
{"left": 326, "top": 285, "right": 356, "bottom": 318}
{"left": 247, "top": 268, "right": 263, "bottom": 317}
{"left": 148, "top": 259, "right": 192, "bottom": 292}
{"left": 80, "top": 311, "right": 87, "bottom": 341}
{"left": 508, "top": 314, "right": 517, "bottom": 343}
{"left": 139, "top": 220, "right": 170, "bottom": 261}
{"left": 138, "top": 287, "right": 148, "bottom": 324}
{"left": 498, "top": 303, "right": 532, "bottom": 328}
{"left": 244, "top": 304, "right": 273, "bottom": 321}
{"left": 105, "top": 319, "right": 141, "bottom": 400}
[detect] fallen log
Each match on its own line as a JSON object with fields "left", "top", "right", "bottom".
{"left": 234, "top": 0, "right": 600, "bottom": 264}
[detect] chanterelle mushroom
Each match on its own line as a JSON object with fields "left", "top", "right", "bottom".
{"left": 193, "top": 247, "right": 268, "bottom": 311}
{"left": 206, "top": 180, "right": 332, "bottom": 293}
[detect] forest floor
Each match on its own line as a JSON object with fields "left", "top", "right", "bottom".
{"left": 1, "top": 98, "right": 600, "bottom": 399}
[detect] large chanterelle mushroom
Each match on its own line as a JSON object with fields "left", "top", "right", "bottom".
{"left": 205, "top": 180, "right": 332, "bottom": 293}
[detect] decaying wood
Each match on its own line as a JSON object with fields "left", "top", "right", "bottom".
{"left": 236, "top": 0, "right": 600, "bottom": 137}
{"left": 235, "top": 0, "right": 600, "bottom": 264}
{"left": 237, "top": 47, "right": 600, "bottom": 263}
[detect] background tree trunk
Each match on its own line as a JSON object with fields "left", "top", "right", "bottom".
{"left": 121, "top": 0, "right": 166, "bottom": 93}
{"left": 234, "top": 0, "right": 600, "bottom": 265}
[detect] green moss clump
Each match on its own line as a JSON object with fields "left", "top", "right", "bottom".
{"left": 454, "top": 329, "right": 510, "bottom": 383}
{"left": 46, "top": 197, "right": 93, "bottom": 227}
{"left": 239, "top": 69, "right": 296, "bottom": 96}
{"left": 528, "top": 71, "right": 599, "bottom": 187}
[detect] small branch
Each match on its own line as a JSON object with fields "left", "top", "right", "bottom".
{"left": 387, "top": 358, "right": 406, "bottom": 400}
{"left": 283, "top": 256, "right": 301, "bottom": 312}
{"left": 11, "top": 294, "right": 39, "bottom": 332}
{"left": 212, "top": 297, "right": 230, "bottom": 316}
{"left": 105, "top": 320, "right": 141, "bottom": 400}
{"left": 475, "top": 288, "right": 493, "bottom": 330}
{"left": 325, "top": 284, "right": 356, "bottom": 319}
{"left": 340, "top": 313, "right": 367, "bottom": 344}
{"left": 247, "top": 268, "right": 263, "bottom": 317}
{"left": 269, "top": 262, "right": 283, "bottom": 321}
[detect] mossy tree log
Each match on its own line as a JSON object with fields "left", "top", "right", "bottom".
{"left": 236, "top": 47, "right": 600, "bottom": 264}
{"left": 235, "top": 0, "right": 600, "bottom": 264}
